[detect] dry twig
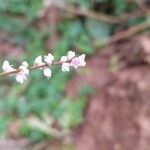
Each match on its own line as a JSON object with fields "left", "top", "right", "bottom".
{"left": 55, "top": 5, "right": 149, "bottom": 24}
{"left": 109, "top": 22, "right": 150, "bottom": 44}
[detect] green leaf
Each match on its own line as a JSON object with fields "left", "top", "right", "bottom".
{"left": 19, "top": 123, "right": 48, "bottom": 143}
{"left": 66, "top": 0, "right": 92, "bottom": 10}
{"left": 65, "top": 21, "right": 82, "bottom": 39}
{"left": 0, "top": 117, "right": 9, "bottom": 137}
{"left": 74, "top": 31, "right": 93, "bottom": 55}
{"left": 58, "top": 99, "right": 86, "bottom": 128}
{"left": 86, "top": 19, "right": 111, "bottom": 42}
{"left": 78, "top": 85, "right": 93, "bottom": 97}
{"left": 113, "top": 0, "right": 126, "bottom": 15}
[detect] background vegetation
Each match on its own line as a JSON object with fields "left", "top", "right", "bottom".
{"left": 0, "top": 0, "right": 149, "bottom": 149}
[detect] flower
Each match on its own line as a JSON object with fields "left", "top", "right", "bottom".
{"left": 15, "top": 61, "right": 29, "bottom": 84}
{"left": 70, "top": 54, "right": 86, "bottom": 69}
{"left": 60, "top": 56, "right": 68, "bottom": 62}
{"left": 2, "top": 60, "right": 15, "bottom": 73}
{"left": 34, "top": 55, "right": 43, "bottom": 66}
{"left": 44, "top": 53, "right": 54, "bottom": 65}
{"left": 67, "top": 51, "right": 75, "bottom": 60}
{"left": 0, "top": 51, "right": 86, "bottom": 83}
{"left": 70, "top": 57, "right": 80, "bottom": 69}
{"left": 60, "top": 56, "right": 70, "bottom": 72}
{"left": 60, "top": 52, "right": 86, "bottom": 71}
{"left": 19, "top": 61, "right": 29, "bottom": 75}
{"left": 62, "top": 62, "right": 70, "bottom": 72}
{"left": 15, "top": 73, "right": 27, "bottom": 84}
{"left": 43, "top": 68, "right": 52, "bottom": 79}
{"left": 78, "top": 54, "right": 86, "bottom": 66}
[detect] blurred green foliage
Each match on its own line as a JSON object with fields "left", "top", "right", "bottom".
{"left": 0, "top": 0, "right": 147, "bottom": 144}
{"left": 19, "top": 124, "right": 49, "bottom": 143}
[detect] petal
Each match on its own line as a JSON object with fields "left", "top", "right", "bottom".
{"left": 44, "top": 53, "right": 54, "bottom": 65}
{"left": 22, "top": 61, "right": 29, "bottom": 67}
{"left": 34, "top": 55, "right": 43, "bottom": 66}
{"left": 47, "top": 53, "right": 54, "bottom": 61}
{"left": 79, "top": 54, "right": 86, "bottom": 66}
{"left": 2, "top": 61, "right": 10, "bottom": 71}
{"left": 19, "top": 65, "right": 29, "bottom": 75}
{"left": 79, "top": 54, "right": 85, "bottom": 61}
{"left": 2, "top": 61, "right": 15, "bottom": 72}
{"left": 62, "top": 62, "right": 70, "bottom": 72}
{"left": 60, "top": 56, "right": 68, "bottom": 62}
{"left": 70, "top": 57, "right": 80, "bottom": 69}
{"left": 43, "top": 68, "right": 52, "bottom": 78}
{"left": 67, "top": 51, "right": 75, "bottom": 60}
{"left": 16, "top": 73, "right": 24, "bottom": 84}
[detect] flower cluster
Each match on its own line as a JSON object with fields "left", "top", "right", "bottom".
{"left": 1, "top": 51, "right": 86, "bottom": 84}
{"left": 34, "top": 53, "right": 54, "bottom": 79}
{"left": 60, "top": 51, "right": 86, "bottom": 72}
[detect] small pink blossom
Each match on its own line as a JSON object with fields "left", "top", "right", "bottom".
{"left": 15, "top": 73, "right": 27, "bottom": 84}
{"left": 34, "top": 55, "right": 43, "bottom": 66}
{"left": 78, "top": 54, "right": 86, "bottom": 66}
{"left": 44, "top": 53, "right": 54, "bottom": 65}
{"left": 60, "top": 56, "right": 68, "bottom": 62}
{"left": 70, "top": 54, "right": 86, "bottom": 69}
{"left": 15, "top": 61, "right": 29, "bottom": 83}
{"left": 2, "top": 61, "right": 16, "bottom": 73}
{"left": 43, "top": 68, "right": 52, "bottom": 79}
{"left": 67, "top": 51, "right": 75, "bottom": 60}
{"left": 62, "top": 62, "right": 70, "bottom": 72}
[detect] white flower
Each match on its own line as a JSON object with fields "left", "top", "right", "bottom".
{"left": 19, "top": 61, "right": 29, "bottom": 75}
{"left": 62, "top": 62, "right": 70, "bottom": 72}
{"left": 78, "top": 54, "right": 86, "bottom": 66}
{"left": 67, "top": 51, "right": 75, "bottom": 60}
{"left": 43, "top": 68, "right": 52, "bottom": 79}
{"left": 15, "top": 73, "right": 27, "bottom": 84}
{"left": 34, "top": 55, "right": 43, "bottom": 66}
{"left": 1, "top": 52, "right": 86, "bottom": 83}
{"left": 15, "top": 61, "right": 29, "bottom": 83}
{"left": 70, "top": 54, "right": 86, "bottom": 69}
{"left": 60, "top": 56, "right": 67, "bottom": 62}
{"left": 2, "top": 60, "right": 15, "bottom": 73}
{"left": 22, "top": 61, "right": 28, "bottom": 68}
{"left": 44, "top": 53, "right": 54, "bottom": 65}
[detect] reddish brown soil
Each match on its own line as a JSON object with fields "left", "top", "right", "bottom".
{"left": 0, "top": 34, "right": 24, "bottom": 58}
{"left": 67, "top": 37, "right": 150, "bottom": 150}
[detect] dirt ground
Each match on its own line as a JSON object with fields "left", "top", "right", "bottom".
{"left": 67, "top": 36, "right": 150, "bottom": 150}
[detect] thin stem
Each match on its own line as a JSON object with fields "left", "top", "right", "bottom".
{"left": 0, "top": 61, "right": 65, "bottom": 77}
{"left": 55, "top": 5, "right": 148, "bottom": 24}
{"left": 109, "top": 21, "right": 150, "bottom": 44}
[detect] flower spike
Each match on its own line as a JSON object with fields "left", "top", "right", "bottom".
{"left": 0, "top": 51, "right": 86, "bottom": 83}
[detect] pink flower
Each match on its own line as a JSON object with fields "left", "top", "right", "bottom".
{"left": 34, "top": 55, "right": 43, "bottom": 66}
{"left": 16, "top": 73, "right": 27, "bottom": 84}
{"left": 67, "top": 51, "right": 75, "bottom": 60}
{"left": 60, "top": 56, "right": 68, "bottom": 62}
{"left": 43, "top": 68, "right": 52, "bottom": 79}
{"left": 15, "top": 61, "right": 29, "bottom": 84}
{"left": 44, "top": 53, "right": 54, "bottom": 65}
{"left": 70, "top": 54, "right": 86, "bottom": 69}
{"left": 2, "top": 61, "right": 16, "bottom": 73}
{"left": 1, "top": 51, "right": 86, "bottom": 83}
{"left": 62, "top": 62, "right": 70, "bottom": 72}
